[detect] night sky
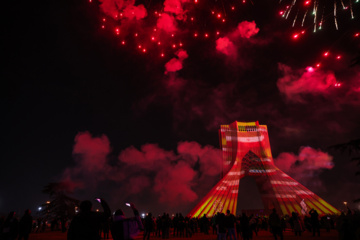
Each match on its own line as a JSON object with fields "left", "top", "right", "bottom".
{"left": 1, "top": 0, "right": 360, "bottom": 217}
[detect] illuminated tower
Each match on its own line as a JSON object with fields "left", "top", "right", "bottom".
{"left": 188, "top": 121, "right": 340, "bottom": 217}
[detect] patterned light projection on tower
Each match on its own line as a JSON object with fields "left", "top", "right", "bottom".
{"left": 188, "top": 121, "right": 340, "bottom": 217}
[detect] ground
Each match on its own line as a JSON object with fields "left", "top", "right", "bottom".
{"left": 29, "top": 229, "right": 339, "bottom": 240}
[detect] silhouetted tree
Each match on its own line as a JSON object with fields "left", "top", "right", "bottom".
{"left": 42, "top": 182, "right": 79, "bottom": 227}
{"left": 329, "top": 139, "right": 360, "bottom": 202}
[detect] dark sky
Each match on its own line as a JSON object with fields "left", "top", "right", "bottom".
{"left": 1, "top": 0, "right": 360, "bottom": 216}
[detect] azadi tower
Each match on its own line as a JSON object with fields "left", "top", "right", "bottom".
{"left": 188, "top": 121, "right": 340, "bottom": 217}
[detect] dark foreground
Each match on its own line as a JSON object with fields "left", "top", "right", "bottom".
{"left": 29, "top": 229, "right": 339, "bottom": 240}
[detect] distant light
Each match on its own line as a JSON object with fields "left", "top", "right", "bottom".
{"left": 141, "top": 213, "right": 145, "bottom": 218}
{"left": 306, "top": 66, "right": 314, "bottom": 72}
{"left": 46, "top": 201, "right": 50, "bottom": 204}
{"left": 205, "top": 33, "right": 209, "bottom": 37}
{"left": 304, "top": 0, "right": 311, "bottom": 6}
{"left": 323, "top": 51, "right": 329, "bottom": 57}
{"left": 316, "top": 63, "right": 321, "bottom": 67}
{"left": 279, "top": 11, "right": 284, "bottom": 15}
{"left": 121, "top": 41, "right": 125, "bottom": 45}
{"left": 38, "top": 207, "right": 42, "bottom": 211}
{"left": 194, "top": 33, "right": 198, "bottom": 37}
{"left": 161, "top": 53, "right": 164, "bottom": 57}
{"left": 217, "top": 14, "right": 221, "bottom": 18}
{"left": 336, "top": 55, "right": 341, "bottom": 60}
{"left": 231, "top": 6, "right": 235, "bottom": 10}
{"left": 142, "top": 48, "right": 146, "bottom": 53}
{"left": 354, "top": 32, "right": 359, "bottom": 37}
{"left": 293, "top": 33, "right": 299, "bottom": 39}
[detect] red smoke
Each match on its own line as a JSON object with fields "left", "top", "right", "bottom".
{"left": 165, "top": 49, "right": 188, "bottom": 74}
{"left": 274, "top": 146, "right": 334, "bottom": 190}
{"left": 234, "top": 21, "right": 259, "bottom": 38}
{"left": 216, "top": 21, "right": 259, "bottom": 58}
{"left": 216, "top": 37, "right": 237, "bottom": 58}
{"left": 63, "top": 133, "right": 223, "bottom": 208}
{"left": 157, "top": 13, "right": 178, "bottom": 32}
{"left": 122, "top": 4, "right": 147, "bottom": 20}
{"left": 99, "top": 0, "right": 147, "bottom": 20}
{"left": 72, "top": 131, "right": 111, "bottom": 172}
{"left": 277, "top": 63, "right": 337, "bottom": 102}
{"left": 154, "top": 161, "right": 197, "bottom": 204}
{"left": 177, "top": 141, "right": 223, "bottom": 176}
{"left": 163, "top": 0, "right": 189, "bottom": 20}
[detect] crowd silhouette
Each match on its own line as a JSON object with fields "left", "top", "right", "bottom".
{"left": 1, "top": 201, "right": 360, "bottom": 240}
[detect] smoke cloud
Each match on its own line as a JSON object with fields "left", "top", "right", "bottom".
{"left": 234, "top": 21, "right": 260, "bottom": 39}
{"left": 99, "top": 0, "right": 147, "bottom": 20}
{"left": 216, "top": 21, "right": 259, "bottom": 58}
{"left": 62, "top": 133, "right": 223, "bottom": 210}
{"left": 165, "top": 49, "right": 188, "bottom": 74}
{"left": 277, "top": 63, "right": 337, "bottom": 103}
{"left": 274, "top": 146, "right": 334, "bottom": 190}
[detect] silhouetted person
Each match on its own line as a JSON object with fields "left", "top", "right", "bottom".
{"left": 268, "top": 208, "right": 283, "bottom": 240}
{"left": 240, "top": 213, "right": 251, "bottom": 240}
{"left": 216, "top": 213, "right": 226, "bottom": 240}
{"left": 309, "top": 208, "right": 320, "bottom": 236}
{"left": 200, "top": 214, "right": 209, "bottom": 234}
{"left": 225, "top": 210, "right": 237, "bottom": 240}
{"left": 67, "top": 198, "right": 111, "bottom": 240}
{"left": 290, "top": 212, "right": 302, "bottom": 236}
{"left": 111, "top": 203, "right": 142, "bottom": 240}
{"left": 1, "top": 211, "right": 18, "bottom": 240}
{"left": 143, "top": 213, "right": 154, "bottom": 240}
{"left": 18, "top": 209, "right": 32, "bottom": 240}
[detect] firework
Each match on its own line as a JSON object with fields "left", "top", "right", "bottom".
{"left": 279, "top": 0, "right": 359, "bottom": 31}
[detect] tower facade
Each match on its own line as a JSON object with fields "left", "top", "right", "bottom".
{"left": 188, "top": 121, "right": 339, "bottom": 217}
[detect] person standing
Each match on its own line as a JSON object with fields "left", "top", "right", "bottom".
{"left": 143, "top": 213, "right": 154, "bottom": 240}
{"left": 1, "top": 211, "right": 18, "bottom": 240}
{"left": 225, "top": 210, "right": 237, "bottom": 240}
{"left": 309, "top": 209, "right": 320, "bottom": 236}
{"left": 216, "top": 213, "right": 226, "bottom": 240}
{"left": 67, "top": 198, "right": 111, "bottom": 240}
{"left": 268, "top": 208, "right": 283, "bottom": 240}
{"left": 18, "top": 210, "right": 32, "bottom": 240}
